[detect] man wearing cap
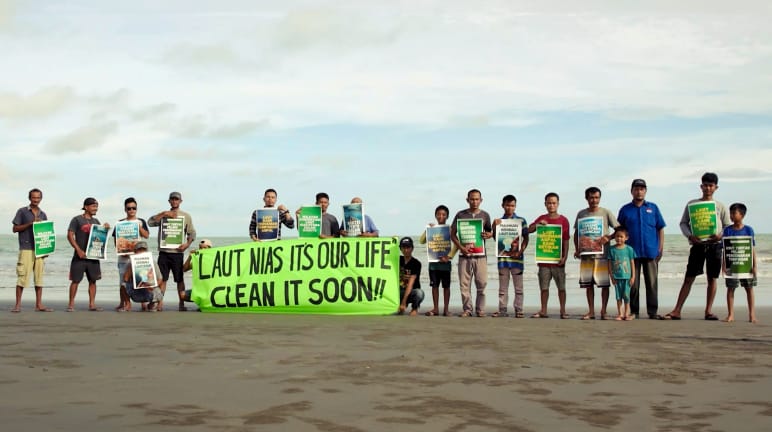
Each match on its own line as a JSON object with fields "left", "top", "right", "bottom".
{"left": 398, "top": 237, "right": 424, "bottom": 316}
{"left": 148, "top": 191, "right": 196, "bottom": 311}
{"left": 67, "top": 197, "right": 110, "bottom": 311}
{"left": 114, "top": 197, "right": 150, "bottom": 311}
{"left": 122, "top": 241, "right": 163, "bottom": 310}
{"left": 11, "top": 188, "right": 52, "bottom": 312}
{"left": 617, "top": 179, "right": 666, "bottom": 319}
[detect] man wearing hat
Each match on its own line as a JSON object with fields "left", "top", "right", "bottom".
{"left": 148, "top": 191, "right": 196, "bottom": 311}
{"left": 66, "top": 197, "right": 110, "bottom": 311}
{"left": 617, "top": 179, "right": 667, "bottom": 319}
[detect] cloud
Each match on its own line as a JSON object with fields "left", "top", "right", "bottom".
{"left": 0, "top": 0, "right": 13, "bottom": 30}
{"left": 45, "top": 121, "right": 118, "bottom": 154}
{"left": 162, "top": 42, "right": 241, "bottom": 67}
{"left": 173, "top": 115, "right": 267, "bottom": 139}
{"left": 0, "top": 86, "right": 74, "bottom": 119}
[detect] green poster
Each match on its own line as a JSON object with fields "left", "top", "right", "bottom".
{"left": 688, "top": 201, "right": 717, "bottom": 241}
{"left": 457, "top": 219, "right": 484, "bottom": 256}
{"left": 723, "top": 236, "right": 753, "bottom": 279}
{"left": 297, "top": 206, "right": 322, "bottom": 238}
{"left": 191, "top": 237, "right": 401, "bottom": 315}
{"left": 160, "top": 217, "right": 185, "bottom": 248}
{"left": 33, "top": 221, "right": 56, "bottom": 257}
{"left": 535, "top": 225, "right": 562, "bottom": 264}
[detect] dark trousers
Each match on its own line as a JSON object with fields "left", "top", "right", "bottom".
{"left": 630, "top": 258, "right": 658, "bottom": 317}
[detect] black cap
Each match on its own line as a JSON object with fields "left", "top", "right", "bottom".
{"left": 631, "top": 179, "right": 647, "bottom": 188}
{"left": 399, "top": 237, "right": 414, "bottom": 248}
{"left": 82, "top": 197, "right": 97, "bottom": 209}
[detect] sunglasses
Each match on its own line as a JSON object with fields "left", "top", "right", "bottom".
{"left": 125, "top": 207, "right": 137, "bottom": 210}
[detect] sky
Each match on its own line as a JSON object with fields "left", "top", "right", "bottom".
{"left": 2, "top": 0, "right": 772, "bottom": 238}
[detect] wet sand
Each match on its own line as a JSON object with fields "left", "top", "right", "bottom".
{"left": 1, "top": 303, "right": 771, "bottom": 431}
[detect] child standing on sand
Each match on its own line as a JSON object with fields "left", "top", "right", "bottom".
{"left": 419, "top": 205, "right": 455, "bottom": 316}
{"left": 608, "top": 227, "right": 636, "bottom": 321}
{"left": 722, "top": 203, "right": 758, "bottom": 323}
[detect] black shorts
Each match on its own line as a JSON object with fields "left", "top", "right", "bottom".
{"left": 69, "top": 257, "right": 101, "bottom": 283}
{"left": 429, "top": 269, "right": 451, "bottom": 289}
{"left": 158, "top": 252, "right": 184, "bottom": 284}
{"left": 685, "top": 243, "right": 722, "bottom": 279}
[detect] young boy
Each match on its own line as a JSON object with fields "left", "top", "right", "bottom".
{"left": 450, "top": 189, "right": 493, "bottom": 317}
{"left": 419, "top": 205, "right": 456, "bottom": 316}
{"left": 608, "top": 227, "right": 637, "bottom": 321}
{"left": 722, "top": 203, "right": 757, "bottom": 323}
{"left": 662, "top": 172, "right": 731, "bottom": 320}
{"left": 527, "top": 192, "right": 570, "bottom": 319}
{"left": 492, "top": 195, "right": 529, "bottom": 318}
{"left": 398, "top": 237, "right": 424, "bottom": 316}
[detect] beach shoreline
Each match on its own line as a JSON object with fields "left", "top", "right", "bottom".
{"left": 1, "top": 305, "right": 771, "bottom": 431}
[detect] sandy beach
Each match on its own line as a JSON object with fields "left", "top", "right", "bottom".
{"left": 1, "top": 303, "right": 771, "bottom": 432}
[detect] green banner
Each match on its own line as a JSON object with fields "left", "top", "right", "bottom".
{"left": 723, "top": 236, "right": 753, "bottom": 279}
{"left": 688, "top": 201, "right": 717, "bottom": 240}
{"left": 297, "top": 206, "right": 322, "bottom": 238}
{"left": 535, "top": 225, "right": 562, "bottom": 264}
{"left": 191, "top": 237, "right": 400, "bottom": 314}
{"left": 33, "top": 221, "right": 56, "bottom": 257}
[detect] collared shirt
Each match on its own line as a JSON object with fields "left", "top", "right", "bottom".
{"left": 13, "top": 205, "right": 48, "bottom": 250}
{"left": 617, "top": 200, "right": 666, "bottom": 259}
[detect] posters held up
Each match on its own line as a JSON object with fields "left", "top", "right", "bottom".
{"left": 535, "top": 225, "right": 562, "bottom": 264}
{"left": 191, "top": 237, "right": 400, "bottom": 315}
{"left": 297, "top": 206, "right": 322, "bottom": 238}
{"left": 160, "top": 217, "right": 185, "bottom": 248}
{"left": 496, "top": 219, "right": 522, "bottom": 258}
{"left": 342, "top": 203, "right": 364, "bottom": 237}
{"left": 256, "top": 209, "right": 280, "bottom": 241}
{"left": 723, "top": 236, "right": 754, "bottom": 279}
{"left": 85, "top": 225, "right": 109, "bottom": 260}
{"left": 576, "top": 216, "right": 604, "bottom": 256}
{"left": 688, "top": 201, "right": 718, "bottom": 241}
{"left": 426, "top": 225, "right": 451, "bottom": 262}
{"left": 114, "top": 220, "right": 141, "bottom": 255}
{"left": 457, "top": 219, "right": 484, "bottom": 256}
{"left": 33, "top": 221, "right": 56, "bottom": 257}
{"left": 130, "top": 251, "right": 159, "bottom": 288}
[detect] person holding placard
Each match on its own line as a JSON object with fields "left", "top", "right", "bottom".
{"left": 315, "top": 192, "right": 340, "bottom": 238}
{"left": 419, "top": 205, "right": 456, "bottom": 316}
{"left": 574, "top": 187, "right": 619, "bottom": 320}
{"left": 721, "top": 203, "right": 757, "bottom": 323}
{"left": 113, "top": 197, "right": 150, "bottom": 312}
{"left": 528, "top": 192, "right": 571, "bottom": 319}
{"left": 11, "top": 188, "right": 52, "bottom": 312}
{"left": 67, "top": 197, "right": 110, "bottom": 312}
{"left": 661, "top": 173, "right": 731, "bottom": 321}
{"left": 249, "top": 188, "right": 295, "bottom": 241}
{"left": 340, "top": 197, "right": 379, "bottom": 237}
{"left": 148, "top": 191, "right": 196, "bottom": 311}
{"left": 450, "top": 189, "right": 492, "bottom": 317}
{"left": 491, "top": 195, "right": 529, "bottom": 318}
{"left": 122, "top": 241, "right": 163, "bottom": 311}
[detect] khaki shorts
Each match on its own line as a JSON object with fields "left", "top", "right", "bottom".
{"left": 16, "top": 249, "right": 45, "bottom": 287}
{"left": 538, "top": 266, "right": 566, "bottom": 292}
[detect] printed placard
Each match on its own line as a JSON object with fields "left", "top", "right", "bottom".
{"left": 688, "top": 201, "right": 718, "bottom": 241}
{"left": 535, "top": 225, "right": 563, "bottom": 264}
{"left": 576, "top": 216, "right": 604, "bottom": 256}
{"left": 85, "top": 224, "right": 109, "bottom": 260}
{"left": 343, "top": 203, "right": 364, "bottom": 236}
{"left": 297, "top": 206, "right": 322, "bottom": 238}
{"left": 160, "top": 217, "right": 185, "bottom": 248}
{"left": 496, "top": 219, "right": 522, "bottom": 258}
{"left": 457, "top": 219, "right": 484, "bottom": 256}
{"left": 33, "top": 221, "right": 56, "bottom": 257}
{"left": 114, "top": 220, "right": 141, "bottom": 256}
{"left": 130, "top": 251, "right": 158, "bottom": 289}
{"left": 723, "top": 236, "right": 754, "bottom": 279}
{"left": 426, "top": 225, "right": 452, "bottom": 262}
{"left": 257, "top": 209, "right": 280, "bottom": 241}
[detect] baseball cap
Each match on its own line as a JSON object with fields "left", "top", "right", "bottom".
{"left": 82, "top": 197, "right": 97, "bottom": 209}
{"left": 134, "top": 240, "right": 149, "bottom": 251}
{"left": 631, "top": 179, "right": 647, "bottom": 188}
{"left": 199, "top": 239, "right": 213, "bottom": 248}
{"left": 399, "top": 237, "right": 414, "bottom": 248}
{"left": 169, "top": 191, "right": 182, "bottom": 200}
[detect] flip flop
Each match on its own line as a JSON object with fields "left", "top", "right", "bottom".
{"left": 560, "top": 314, "right": 570, "bottom": 319}
{"left": 424, "top": 310, "right": 438, "bottom": 316}
{"left": 658, "top": 314, "right": 681, "bottom": 320}
{"left": 531, "top": 312, "right": 549, "bottom": 318}
{"left": 88, "top": 307, "right": 103, "bottom": 312}
{"left": 35, "top": 307, "right": 54, "bottom": 312}
{"left": 66, "top": 307, "right": 75, "bottom": 312}
{"left": 11, "top": 308, "right": 21, "bottom": 313}
{"left": 459, "top": 311, "right": 472, "bottom": 317}
{"left": 705, "top": 313, "right": 719, "bottom": 321}
{"left": 580, "top": 314, "right": 595, "bottom": 320}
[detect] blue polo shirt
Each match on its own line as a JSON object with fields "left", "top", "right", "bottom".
{"left": 617, "top": 200, "right": 666, "bottom": 259}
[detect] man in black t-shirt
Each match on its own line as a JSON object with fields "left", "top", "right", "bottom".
{"left": 398, "top": 237, "right": 424, "bottom": 316}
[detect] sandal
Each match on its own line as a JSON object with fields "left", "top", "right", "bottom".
{"left": 424, "top": 310, "right": 438, "bottom": 316}
{"left": 491, "top": 311, "right": 506, "bottom": 317}
{"left": 705, "top": 313, "right": 719, "bottom": 321}
{"left": 515, "top": 312, "right": 525, "bottom": 318}
{"left": 531, "top": 312, "right": 548, "bottom": 318}
{"left": 560, "top": 314, "right": 570, "bottom": 319}
{"left": 459, "top": 311, "right": 472, "bottom": 317}
{"left": 581, "top": 314, "right": 595, "bottom": 320}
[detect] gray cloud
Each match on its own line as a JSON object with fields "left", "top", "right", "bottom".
{"left": 0, "top": 86, "right": 74, "bottom": 119}
{"left": 46, "top": 121, "right": 118, "bottom": 154}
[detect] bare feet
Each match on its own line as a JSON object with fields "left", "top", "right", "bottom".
{"left": 615, "top": 315, "right": 624, "bottom": 321}
{"left": 409, "top": 309, "right": 417, "bottom": 316}
{"left": 626, "top": 315, "right": 635, "bottom": 321}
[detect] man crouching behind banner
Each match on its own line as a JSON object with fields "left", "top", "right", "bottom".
{"left": 122, "top": 241, "right": 163, "bottom": 311}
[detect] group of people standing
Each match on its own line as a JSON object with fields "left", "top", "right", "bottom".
{"left": 10, "top": 174, "right": 758, "bottom": 322}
